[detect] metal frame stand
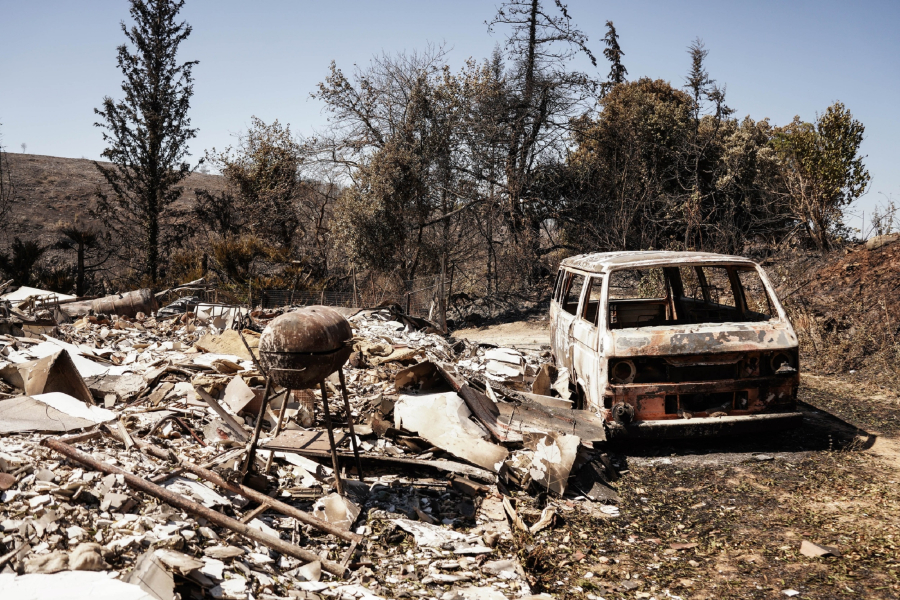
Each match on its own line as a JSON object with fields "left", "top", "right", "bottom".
{"left": 241, "top": 367, "right": 365, "bottom": 496}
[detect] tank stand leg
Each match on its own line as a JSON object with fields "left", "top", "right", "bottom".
{"left": 338, "top": 368, "right": 364, "bottom": 481}
{"left": 241, "top": 377, "right": 272, "bottom": 479}
{"left": 263, "top": 388, "right": 292, "bottom": 475}
{"left": 319, "top": 379, "right": 344, "bottom": 496}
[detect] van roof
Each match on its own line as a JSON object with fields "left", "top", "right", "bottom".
{"left": 559, "top": 251, "right": 758, "bottom": 272}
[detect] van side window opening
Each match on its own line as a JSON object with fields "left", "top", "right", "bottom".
{"left": 553, "top": 269, "right": 565, "bottom": 302}
{"left": 582, "top": 276, "right": 603, "bottom": 325}
{"left": 562, "top": 273, "right": 585, "bottom": 315}
{"left": 737, "top": 268, "right": 775, "bottom": 319}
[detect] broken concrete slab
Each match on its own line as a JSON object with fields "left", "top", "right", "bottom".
{"left": 0, "top": 392, "right": 115, "bottom": 433}
{"left": 296, "top": 560, "right": 322, "bottom": 582}
{"left": 83, "top": 373, "right": 147, "bottom": 404}
{"left": 222, "top": 375, "right": 256, "bottom": 414}
{"left": 154, "top": 549, "right": 206, "bottom": 575}
{"left": 204, "top": 545, "right": 245, "bottom": 559}
{"left": 483, "top": 348, "right": 523, "bottom": 365}
{"left": 1, "top": 570, "right": 153, "bottom": 600}
{"left": 127, "top": 548, "right": 177, "bottom": 600}
{"left": 1, "top": 349, "right": 94, "bottom": 405}
{"left": 195, "top": 329, "right": 258, "bottom": 361}
{"left": 485, "top": 360, "right": 521, "bottom": 380}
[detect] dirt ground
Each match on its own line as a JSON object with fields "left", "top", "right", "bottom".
{"left": 452, "top": 315, "right": 551, "bottom": 349}
{"left": 452, "top": 320, "right": 900, "bottom": 599}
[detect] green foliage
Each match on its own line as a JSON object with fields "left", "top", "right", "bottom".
{"left": 210, "top": 235, "right": 286, "bottom": 287}
{"left": 601, "top": 21, "right": 627, "bottom": 88}
{"left": 0, "top": 238, "right": 46, "bottom": 287}
{"left": 202, "top": 118, "right": 303, "bottom": 248}
{"left": 772, "top": 102, "right": 870, "bottom": 250}
{"left": 562, "top": 72, "right": 856, "bottom": 254}
{"left": 193, "top": 117, "right": 323, "bottom": 289}
{"left": 93, "top": 0, "right": 198, "bottom": 284}
{"left": 55, "top": 217, "right": 112, "bottom": 296}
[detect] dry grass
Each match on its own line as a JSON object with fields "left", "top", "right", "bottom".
{"left": 3, "top": 153, "right": 225, "bottom": 248}
{"left": 768, "top": 243, "right": 900, "bottom": 392}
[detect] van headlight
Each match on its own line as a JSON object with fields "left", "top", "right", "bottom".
{"left": 609, "top": 360, "right": 636, "bottom": 384}
{"left": 769, "top": 351, "right": 797, "bottom": 374}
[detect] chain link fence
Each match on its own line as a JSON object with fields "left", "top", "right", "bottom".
{"left": 259, "top": 276, "right": 450, "bottom": 321}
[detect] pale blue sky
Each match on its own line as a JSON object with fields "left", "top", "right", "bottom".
{"left": 1, "top": 0, "right": 898, "bottom": 234}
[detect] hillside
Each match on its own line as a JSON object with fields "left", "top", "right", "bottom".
{"left": 3, "top": 152, "right": 227, "bottom": 247}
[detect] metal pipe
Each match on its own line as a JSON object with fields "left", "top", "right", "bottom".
{"left": 42, "top": 438, "right": 346, "bottom": 577}
{"left": 60, "top": 288, "right": 158, "bottom": 318}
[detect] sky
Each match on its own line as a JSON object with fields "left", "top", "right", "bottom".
{"left": 1, "top": 0, "right": 898, "bottom": 235}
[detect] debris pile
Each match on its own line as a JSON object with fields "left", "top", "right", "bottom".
{"left": 0, "top": 289, "right": 620, "bottom": 599}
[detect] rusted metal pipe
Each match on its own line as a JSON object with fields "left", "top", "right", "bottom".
{"left": 178, "top": 460, "right": 363, "bottom": 544}
{"left": 42, "top": 438, "right": 347, "bottom": 577}
{"left": 60, "top": 288, "right": 158, "bottom": 318}
{"left": 106, "top": 424, "right": 349, "bottom": 544}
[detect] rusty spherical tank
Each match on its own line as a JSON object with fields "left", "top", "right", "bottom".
{"left": 258, "top": 306, "right": 353, "bottom": 388}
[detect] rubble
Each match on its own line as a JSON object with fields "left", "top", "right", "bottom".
{"left": 0, "top": 296, "right": 624, "bottom": 599}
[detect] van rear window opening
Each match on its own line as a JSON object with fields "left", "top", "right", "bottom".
{"left": 606, "top": 265, "right": 774, "bottom": 329}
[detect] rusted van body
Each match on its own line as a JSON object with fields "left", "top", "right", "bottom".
{"left": 550, "top": 251, "right": 802, "bottom": 438}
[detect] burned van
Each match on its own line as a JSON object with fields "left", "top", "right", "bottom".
{"left": 549, "top": 251, "right": 802, "bottom": 438}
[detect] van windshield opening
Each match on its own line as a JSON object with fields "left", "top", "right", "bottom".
{"left": 608, "top": 265, "right": 775, "bottom": 330}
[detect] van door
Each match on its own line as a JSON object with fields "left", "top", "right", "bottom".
{"left": 555, "top": 271, "right": 586, "bottom": 373}
{"left": 571, "top": 276, "right": 602, "bottom": 409}
{"left": 549, "top": 268, "right": 565, "bottom": 358}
